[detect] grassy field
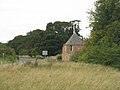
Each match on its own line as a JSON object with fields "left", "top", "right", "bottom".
{"left": 0, "top": 62, "right": 120, "bottom": 90}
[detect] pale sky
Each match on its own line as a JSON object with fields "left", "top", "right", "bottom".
{"left": 0, "top": 0, "right": 96, "bottom": 43}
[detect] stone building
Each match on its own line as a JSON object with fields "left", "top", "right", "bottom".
{"left": 62, "top": 31, "right": 83, "bottom": 61}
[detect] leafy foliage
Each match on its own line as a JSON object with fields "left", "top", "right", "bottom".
{"left": 75, "top": 46, "right": 120, "bottom": 69}
{"left": 89, "top": 0, "right": 120, "bottom": 46}
{"left": 72, "top": 0, "right": 120, "bottom": 69}
{"left": 56, "top": 54, "right": 62, "bottom": 61}
{"left": 0, "top": 43, "right": 16, "bottom": 63}
{"left": 8, "top": 21, "right": 79, "bottom": 56}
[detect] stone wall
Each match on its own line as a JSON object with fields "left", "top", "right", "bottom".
{"left": 62, "top": 44, "right": 83, "bottom": 61}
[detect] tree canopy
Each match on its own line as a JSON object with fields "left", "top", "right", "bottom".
{"left": 89, "top": 0, "right": 120, "bottom": 46}
{"left": 8, "top": 21, "right": 80, "bottom": 56}
{"left": 0, "top": 43, "right": 16, "bottom": 63}
{"left": 72, "top": 0, "right": 120, "bottom": 69}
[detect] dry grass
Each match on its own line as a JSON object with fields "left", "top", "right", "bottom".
{"left": 0, "top": 62, "right": 120, "bottom": 90}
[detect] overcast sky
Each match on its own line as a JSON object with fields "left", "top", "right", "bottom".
{"left": 0, "top": 0, "right": 96, "bottom": 43}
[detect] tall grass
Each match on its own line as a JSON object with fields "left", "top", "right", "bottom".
{"left": 0, "top": 62, "right": 120, "bottom": 90}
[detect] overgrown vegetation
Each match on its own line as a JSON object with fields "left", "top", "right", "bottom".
{"left": 72, "top": 45, "right": 120, "bottom": 69}
{"left": 0, "top": 62, "right": 120, "bottom": 90}
{"left": 71, "top": 0, "right": 120, "bottom": 69}
{"left": 7, "top": 21, "right": 80, "bottom": 56}
{"left": 0, "top": 43, "right": 16, "bottom": 63}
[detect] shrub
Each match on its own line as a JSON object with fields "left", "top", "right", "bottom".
{"left": 71, "top": 47, "right": 89, "bottom": 62}
{"left": 57, "top": 54, "right": 62, "bottom": 61}
{"left": 88, "top": 46, "right": 119, "bottom": 69}
{"left": 0, "top": 43, "right": 17, "bottom": 63}
{"left": 71, "top": 52, "right": 80, "bottom": 62}
{"left": 72, "top": 45, "right": 120, "bottom": 69}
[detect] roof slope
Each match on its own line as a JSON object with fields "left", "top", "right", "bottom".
{"left": 65, "top": 33, "right": 83, "bottom": 45}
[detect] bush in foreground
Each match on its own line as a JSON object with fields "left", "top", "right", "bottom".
{"left": 71, "top": 45, "right": 120, "bottom": 69}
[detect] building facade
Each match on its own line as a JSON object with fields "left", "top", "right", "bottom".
{"left": 62, "top": 32, "right": 83, "bottom": 61}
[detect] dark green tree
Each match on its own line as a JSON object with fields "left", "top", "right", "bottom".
{"left": 7, "top": 35, "right": 25, "bottom": 55}
{"left": 0, "top": 43, "right": 16, "bottom": 63}
{"left": 8, "top": 29, "right": 45, "bottom": 56}
{"left": 45, "top": 21, "right": 80, "bottom": 55}
{"left": 8, "top": 21, "right": 81, "bottom": 56}
{"left": 89, "top": 0, "right": 120, "bottom": 46}
{"left": 72, "top": 0, "right": 120, "bottom": 69}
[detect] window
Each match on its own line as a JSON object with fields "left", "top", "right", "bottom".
{"left": 70, "top": 45, "right": 73, "bottom": 51}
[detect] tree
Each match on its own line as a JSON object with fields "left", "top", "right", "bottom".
{"left": 7, "top": 35, "right": 25, "bottom": 55}
{"left": 72, "top": 0, "right": 120, "bottom": 69}
{"left": 7, "top": 29, "right": 45, "bottom": 56}
{"left": 89, "top": 0, "right": 120, "bottom": 46}
{"left": 7, "top": 21, "right": 81, "bottom": 56}
{"left": 0, "top": 43, "right": 16, "bottom": 63}
{"left": 45, "top": 21, "right": 81, "bottom": 55}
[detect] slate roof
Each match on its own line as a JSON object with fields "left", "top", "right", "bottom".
{"left": 65, "top": 32, "right": 83, "bottom": 45}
